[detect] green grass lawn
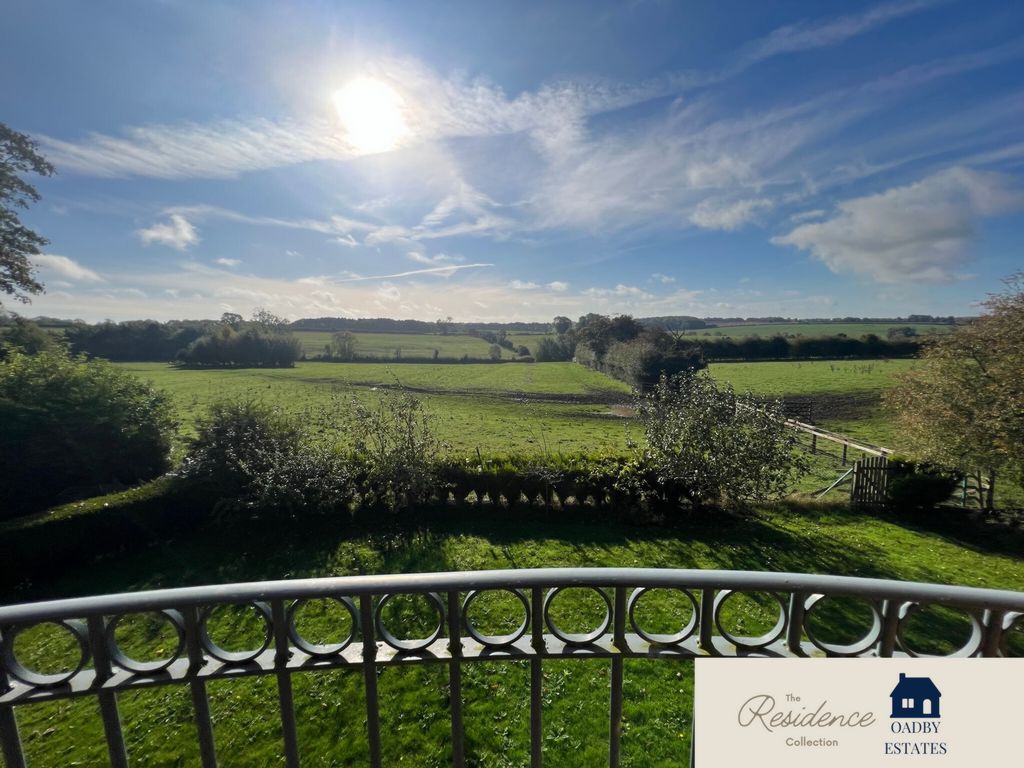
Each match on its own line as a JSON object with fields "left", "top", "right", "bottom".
{"left": 5, "top": 504, "right": 1023, "bottom": 767}
{"left": 294, "top": 331, "right": 525, "bottom": 359}
{"left": 118, "top": 362, "right": 635, "bottom": 455}
{"left": 707, "top": 359, "right": 919, "bottom": 397}
{"left": 685, "top": 322, "right": 954, "bottom": 339}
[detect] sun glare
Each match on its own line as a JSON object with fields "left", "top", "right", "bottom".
{"left": 332, "top": 77, "right": 409, "bottom": 154}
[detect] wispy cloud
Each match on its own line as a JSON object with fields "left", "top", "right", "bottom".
{"left": 773, "top": 166, "right": 1024, "bottom": 282}
{"left": 215, "top": 258, "right": 241, "bottom": 267}
{"left": 33, "top": 254, "right": 104, "bottom": 283}
{"left": 137, "top": 213, "right": 199, "bottom": 250}
{"left": 39, "top": 2, "right": 945, "bottom": 181}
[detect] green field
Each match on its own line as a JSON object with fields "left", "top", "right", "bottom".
{"left": 707, "top": 358, "right": 919, "bottom": 396}
{"left": 117, "top": 358, "right": 918, "bottom": 458}
{"left": 119, "top": 362, "right": 635, "bottom": 456}
{"left": 6, "top": 504, "right": 1023, "bottom": 767}
{"left": 294, "top": 331, "right": 540, "bottom": 359}
{"left": 683, "top": 322, "right": 954, "bottom": 338}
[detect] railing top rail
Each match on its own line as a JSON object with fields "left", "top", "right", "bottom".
{"left": 2, "top": 568, "right": 1023, "bottom": 624}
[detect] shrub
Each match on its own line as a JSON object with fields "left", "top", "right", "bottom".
{"left": 885, "top": 459, "right": 961, "bottom": 512}
{"left": 632, "top": 372, "right": 806, "bottom": 508}
{"left": 0, "top": 348, "right": 176, "bottom": 515}
{"left": 534, "top": 336, "right": 573, "bottom": 362}
{"left": 179, "top": 399, "right": 354, "bottom": 517}
{"left": 177, "top": 326, "right": 302, "bottom": 368}
{"left": 347, "top": 388, "right": 447, "bottom": 511}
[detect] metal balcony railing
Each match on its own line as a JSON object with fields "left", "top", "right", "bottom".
{"left": 2, "top": 568, "right": 1023, "bottom": 768}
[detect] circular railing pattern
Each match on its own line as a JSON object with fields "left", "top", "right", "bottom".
{"left": 199, "top": 603, "right": 273, "bottom": 664}
{"left": 287, "top": 597, "right": 358, "bottom": 658}
{"left": 3, "top": 571, "right": 1024, "bottom": 704}
{"left": 802, "top": 594, "right": 882, "bottom": 657}
{"left": 895, "top": 603, "right": 985, "bottom": 658}
{"left": 627, "top": 587, "right": 699, "bottom": 646}
{"left": 106, "top": 609, "right": 185, "bottom": 674}
{"left": 462, "top": 589, "right": 530, "bottom": 647}
{"left": 2, "top": 619, "right": 90, "bottom": 688}
{"left": 543, "top": 587, "right": 612, "bottom": 645}
{"left": 375, "top": 592, "right": 445, "bottom": 652}
{"left": 712, "top": 590, "right": 788, "bottom": 650}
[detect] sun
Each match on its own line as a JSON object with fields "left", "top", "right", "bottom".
{"left": 332, "top": 77, "right": 409, "bottom": 154}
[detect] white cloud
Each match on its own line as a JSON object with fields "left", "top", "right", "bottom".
{"left": 39, "top": 3, "right": 941, "bottom": 180}
{"left": 547, "top": 281, "right": 569, "bottom": 292}
{"left": 583, "top": 284, "right": 655, "bottom": 301}
{"left": 736, "top": 0, "right": 942, "bottom": 68}
{"left": 334, "top": 235, "right": 359, "bottom": 247}
{"left": 690, "top": 198, "right": 773, "bottom": 231}
{"left": 772, "top": 166, "right": 1024, "bottom": 282}
{"left": 215, "top": 258, "right": 241, "bottom": 267}
{"left": 509, "top": 280, "right": 539, "bottom": 290}
{"left": 789, "top": 209, "right": 826, "bottom": 223}
{"left": 137, "top": 214, "right": 199, "bottom": 250}
{"left": 651, "top": 273, "right": 676, "bottom": 284}
{"left": 32, "top": 254, "right": 104, "bottom": 283}
{"left": 407, "top": 251, "right": 461, "bottom": 265}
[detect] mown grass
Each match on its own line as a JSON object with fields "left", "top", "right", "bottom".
{"left": 707, "top": 359, "right": 919, "bottom": 397}
{"left": 293, "top": 331, "right": 525, "bottom": 359}
{"left": 117, "top": 362, "right": 635, "bottom": 456}
{"left": 6, "top": 503, "right": 1024, "bottom": 767}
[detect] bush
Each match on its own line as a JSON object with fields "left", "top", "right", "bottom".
{"left": 0, "top": 348, "right": 176, "bottom": 515}
{"left": 885, "top": 459, "right": 961, "bottom": 511}
{"left": 632, "top": 372, "right": 806, "bottom": 508}
{"left": 179, "top": 399, "right": 354, "bottom": 517}
{"left": 177, "top": 326, "right": 301, "bottom": 368}
{"left": 347, "top": 388, "right": 447, "bottom": 511}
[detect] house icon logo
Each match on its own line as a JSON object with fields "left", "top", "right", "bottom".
{"left": 890, "top": 673, "right": 941, "bottom": 718}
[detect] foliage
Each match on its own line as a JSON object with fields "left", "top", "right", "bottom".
{"left": 65, "top": 319, "right": 212, "bottom": 361}
{"left": 885, "top": 459, "right": 962, "bottom": 512}
{"left": 177, "top": 324, "right": 302, "bottom": 368}
{"left": 885, "top": 274, "right": 1024, "bottom": 491}
{"left": 347, "top": 387, "right": 448, "bottom": 511}
{"left": 0, "top": 123, "right": 55, "bottom": 304}
{"left": 179, "top": 399, "right": 353, "bottom": 517}
{"left": 0, "top": 316, "right": 58, "bottom": 356}
{"left": 0, "top": 348, "right": 175, "bottom": 514}
{"left": 488, "top": 343, "right": 502, "bottom": 360}
{"left": 329, "top": 330, "right": 357, "bottom": 361}
{"left": 632, "top": 372, "right": 807, "bottom": 507}
{"left": 601, "top": 331, "right": 706, "bottom": 388}
{"left": 534, "top": 335, "right": 573, "bottom": 362}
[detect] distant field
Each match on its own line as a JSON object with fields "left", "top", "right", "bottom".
{"left": 118, "top": 362, "right": 635, "bottom": 456}
{"left": 684, "top": 322, "right": 953, "bottom": 338}
{"left": 293, "top": 331, "right": 523, "bottom": 359}
{"left": 707, "top": 358, "right": 919, "bottom": 396}
{"left": 117, "top": 358, "right": 919, "bottom": 465}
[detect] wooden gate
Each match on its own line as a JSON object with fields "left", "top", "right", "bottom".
{"left": 850, "top": 456, "right": 890, "bottom": 505}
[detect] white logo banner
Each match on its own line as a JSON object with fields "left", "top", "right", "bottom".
{"left": 695, "top": 658, "right": 1022, "bottom": 766}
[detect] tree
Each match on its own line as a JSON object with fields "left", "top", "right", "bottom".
{"left": 0, "top": 348, "right": 176, "bottom": 515}
{"left": 0, "top": 316, "right": 57, "bottom": 356}
{"left": 330, "top": 330, "right": 357, "bottom": 361}
{"left": 251, "top": 307, "right": 288, "bottom": 330}
{"left": 552, "top": 316, "right": 572, "bottom": 336}
{"left": 885, "top": 274, "right": 1024, "bottom": 493}
{"left": 220, "top": 312, "right": 243, "bottom": 328}
{"left": 488, "top": 343, "right": 502, "bottom": 360}
{"left": 1, "top": 123, "right": 55, "bottom": 304}
{"left": 632, "top": 372, "right": 806, "bottom": 507}
{"left": 435, "top": 316, "right": 453, "bottom": 336}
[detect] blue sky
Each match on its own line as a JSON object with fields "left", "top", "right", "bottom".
{"left": 4, "top": 0, "right": 1023, "bottom": 322}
